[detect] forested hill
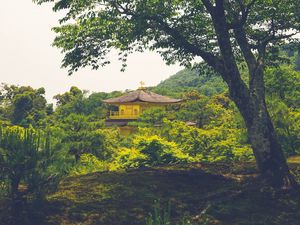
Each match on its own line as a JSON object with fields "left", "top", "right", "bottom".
{"left": 153, "top": 48, "right": 300, "bottom": 98}
{"left": 152, "top": 68, "right": 227, "bottom": 97}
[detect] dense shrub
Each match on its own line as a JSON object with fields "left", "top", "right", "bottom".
{"left": 111, "top": 147, "right": 147, "bottom": 170}
{"left": 267, "top": 98, "right": 300, "bottom": 156}
{"left": 0, "top": 126, "right": 59, "bottom": 200}
{"left": 111, "top": 135, "right": 191, "bottom": 170}
{"left": 133, "top": 135, "right": 191, "bottom": 166}
{"left": 70, "top": 153, "right": 110, "bottom": 175}
{"left": 158, "top": 120, "right": 253, "bottom": 162}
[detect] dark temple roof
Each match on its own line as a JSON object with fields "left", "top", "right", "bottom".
{"left": 103, "top": 89, "right": 182, "bottom": 104}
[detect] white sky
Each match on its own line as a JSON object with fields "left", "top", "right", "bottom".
{"left": 0, "top": 1, "right": 182, "bottom": 102}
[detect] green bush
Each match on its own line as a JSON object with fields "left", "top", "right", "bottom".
{"left": 70, "top": 153, "right": 110, "bottom": 175}
{"left": 0, "top": 126, "right": 59, "bottom": 200}
{"left": 110, "top": 134, "right": 191, "bottom": 170}
{"left": 160, "top": 119, "right": 253, "bottom": 162}
{"left": 134, "top": 135, "right": 191, "bottom": 166}
{"left": 111, "top": 147, "right": 148, "bottom": 170}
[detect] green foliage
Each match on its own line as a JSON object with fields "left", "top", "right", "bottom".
{"left": 136, "top": 107, "right": 167, "bottom": 126}
{"left": 146, "top": 201, "right": 172, "bottom": 225}
{"left": 53, "top": 86, "right": 123, "bottom": 119}
{"left": 268, "top": 98, "right": 300, "bottom": 156}
{"left": 175, "top": 94, "right": 234, "bottom": 128}
{"left": 34, "top": 0, "right": 300, "bottom": 75}
{"left": 91, "top": 128, "right": 121, "bottom": 160}
{"left": 159, "top": 119, "right": 253, "bottom": 162}
{"left": 134, "top": 134, "right": 190, "bottom": 166}
{"left": 126, "top": 92, "right": 253, "bottom": 164}
{"left": 175, "top": 91, "right": 208, "bottom": 125}
{"left": 127, "top": 92, "right": 252, "bottom": 164}
{"left": 3, "top": 69, "right": 293, "bottom": 180}
{"left": 54, "top": 86, "right": 104, "bottom": 118}
{"left": 111, "top": 132, "right": 192, "bottom": 170}
{"left": 58, "top": 113, "right": 119, "bottom": 161}
{"left": 265, "top": 65, "right": 300, "bottom": 155}
{"left": 33, "top": 0, "right": 300, "bottom": 186}
{"left": 1, "top": 63, "right": 300, "bottom": 193}
{"left": 54, "top": 86, "right": 83, "bottom": 106}
{"left": 61, "top": 113, "right": 91, "bottom": 161}
{"left": 0, "top": 126, "right": 59, "bottom": 199}
{"left": 111, "top": 147, "right": 147, "bottom": 170}
{"left": 290, "top": 169, "right": 300, "bottom": 185}
{"left": 153, "top": 68, "right": 226, "bottom": 97}
{"left": 111, "top": 134, "right": 190, "bottom": 170}
{"left": 0, "top": 84, "right": 51, "bottom": 127}
{"left": 265, "top": 65, "right": 300, "bottom": 108}
{"left": 130, "top": 94, "right": 252, "bottom": 162}
{"left": 70, "top": 153, "right": 110, "bottom": 176}
{"left": 146, "top": 200, "right": 195, "bottom": 225}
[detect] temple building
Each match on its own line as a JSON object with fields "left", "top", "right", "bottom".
{"left": 103, "top": 86, "right": 182, "bottom": 132}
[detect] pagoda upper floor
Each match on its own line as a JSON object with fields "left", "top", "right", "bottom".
{"left": 103, "top": 89, "right": 181, "bottom": 120}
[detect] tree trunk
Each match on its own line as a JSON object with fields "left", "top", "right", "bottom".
{"left": 229, "top": 64, "right": 297, "bottom": 189}
{"left": 206, "top": 1, "right": 298, "bottom": 189}
{"left": 245, "top": 97, "right": 296, "bottom": 188}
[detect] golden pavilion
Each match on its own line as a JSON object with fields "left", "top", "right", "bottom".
{"left": 103, "top": 86, "right": 182, "bottom": 127}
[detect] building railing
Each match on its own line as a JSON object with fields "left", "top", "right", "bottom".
{"left": 109, "top": 111, "right": 139, "bottom": 119}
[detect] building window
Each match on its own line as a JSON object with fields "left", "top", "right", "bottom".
{"left": 134, "top": 109, "right": 138, "bottom": 115}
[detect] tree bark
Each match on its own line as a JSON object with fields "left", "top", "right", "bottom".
{"left": 247, "top": 102, "right": 296, "bottom": 188}
{"left": 206, "top": 0, "right": 298, "bottom": 189}
{"left": 230, "top": 67, "right": 297, "bottom": 189}
{"left": 246, "top": 62, "right": 297, "bottom": 188}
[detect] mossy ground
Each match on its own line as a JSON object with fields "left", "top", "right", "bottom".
{"left": 1, "top": 160, "right": 300, "bottom": 225}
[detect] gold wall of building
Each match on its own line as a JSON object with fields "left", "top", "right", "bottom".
{"left": 109, "top": 103, "right": 165, "bottom": 120}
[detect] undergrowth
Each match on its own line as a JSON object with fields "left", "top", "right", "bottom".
{"left": 146, "top": 200, "right": 197, "bottom": 225}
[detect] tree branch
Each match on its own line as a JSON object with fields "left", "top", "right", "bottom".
{"left": 109, "top": 0, "right": 225, "bottom": 74}
{"left": 155, "top": 19, "right": 224, "bottom": 73}
{"left": 262, "top": 32, "right": 299, "bottom": 46}
{"left": 227, "top": 0, "right": 257, "bottom": 29}
{"left": 233, "top": 27, "right": 257, "bottom": 72}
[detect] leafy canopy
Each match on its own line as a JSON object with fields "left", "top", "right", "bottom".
{"left": 34, "top": 0, "right": 300, "bottom": 74}
{"left": 0, "top": 84, "right": 51, "bottom": 127}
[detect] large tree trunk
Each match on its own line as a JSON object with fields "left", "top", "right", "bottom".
{"left": 248, "top": 65, "right": 297, "bottom": 188}
{"left": 246, "top": 101, "right": 296, "bottom": 188}
{"left": 206, "top": 0, "right": 298, "bottom": 189}
{"left": 228, "top": 63, "right": 297, "bottom": 189}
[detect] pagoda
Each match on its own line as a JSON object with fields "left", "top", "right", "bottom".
{"left": 103, "top": 85, "right": 182, "bottom": 128}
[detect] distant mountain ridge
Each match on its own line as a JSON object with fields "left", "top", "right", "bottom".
{"left": 152, "top": 68, "right": 226, "bottom": 98}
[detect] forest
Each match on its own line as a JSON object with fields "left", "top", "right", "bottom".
{"left": 1, "top": 0, "right": 300, "bottom": 224}
{"left": 0, "top": 50, "right": 300, "bottom": 224}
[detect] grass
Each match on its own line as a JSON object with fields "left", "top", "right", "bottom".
{"left": 0, "top": 160, "right": 300, "bottom": 225}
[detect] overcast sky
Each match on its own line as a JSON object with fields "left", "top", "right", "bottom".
{"left": 0, "top": 1, "right": 182, "bottom": 102}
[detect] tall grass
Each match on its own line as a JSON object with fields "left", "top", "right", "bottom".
{"left": 145, "top": 200, "right": 195, "bottom": 225}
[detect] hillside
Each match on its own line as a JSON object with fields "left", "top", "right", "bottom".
{"left": 1, "top": 161, "right": 300, "bottom": 225}
{"left": 153, "top": 68, "right": 227, "bottom": 98}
